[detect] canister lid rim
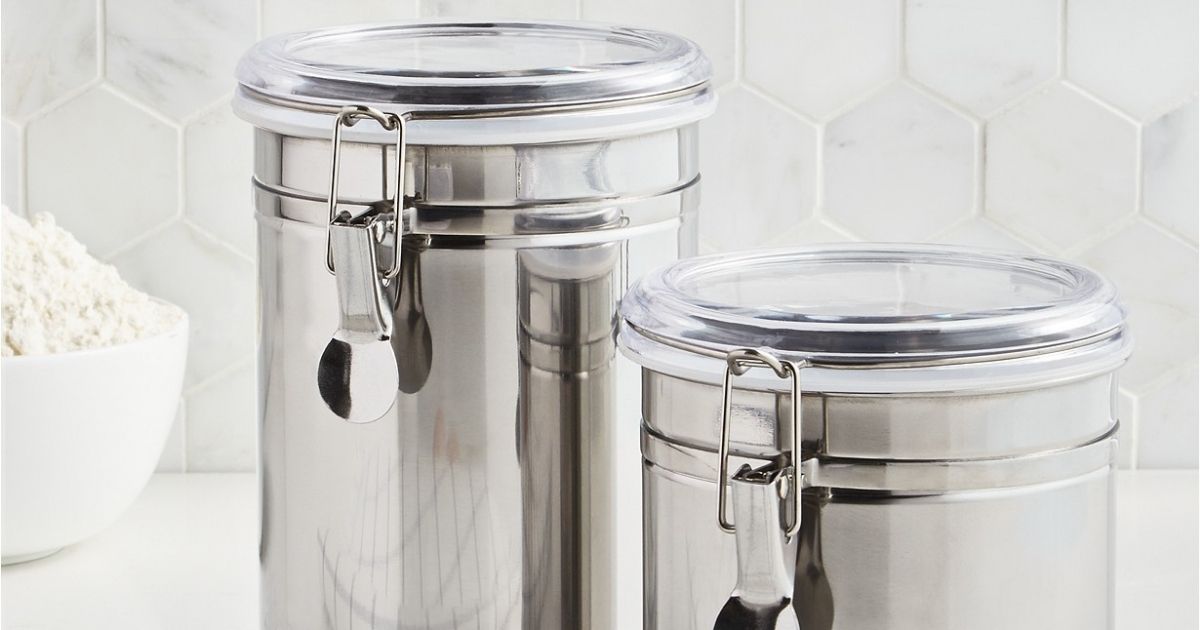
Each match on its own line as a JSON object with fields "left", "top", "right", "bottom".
{"left": 618, "top": 244, "right": 1131, "bottom": 392}
{"left": 234, "top": 20, "right": 713, "bottom": 136}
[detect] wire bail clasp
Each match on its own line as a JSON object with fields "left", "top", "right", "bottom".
{"left": 325, "top": 105, "right": 408, "bottom": 279}
{"left": 717, "top": 348, "right": 807, "bottom": 537}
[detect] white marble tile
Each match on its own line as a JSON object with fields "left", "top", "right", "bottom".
{"left": 823, "top": 83, "right": 976, "bottom": 241}
{"left": 185, "top": 363, "right": 256, "bottom": 472}
{"left": 1115, "top": 471, "right": 1200, "bottom": 629}
{"left": 184, "top": 102, "right": 255, "bottom": 257}
{"left": 986, "top": 83, "right": 1138, "bottom": 252}
{"left": 155, "top": 404, "right": 187, "bottom": 473}
{"left": 1067, "top": 0, "right": 1199, "bottom": 120}
{"left": 931, "top": 218, "right": 1038, "bottom": 253}
{"left": 111, "top": 222, "right": 256, "bottom": 388}
{"left": 1143, "top": 99, "right": 1199, "bottom": 244}
{"left": 420, "top": 0, "right": 576, "bottom": 19}
{"left": 1079, "top": 220, "right": 1199, "bottom": 391}
{"left": 745, "top": 0, "right": 899, "bottom": 119}
{"left": 1136, "top": 362, "right": 1199, "bottom": 469}
{"left": 698, "top": 87, "right": 818, "bottom": 251}
{"left": 25, "top": 86, "right": 177, "bottom": 258}
{"left": 0, "top": 0, "right": 96, "bottom": 120}
{"left": 2, "top": 118, "right": 19, "bottom": 212}
{"left": 906, "top": 0, "right": 1059, "bottom": 116}
{"left": 263, "top": 0, "right": 418, "bottom": 35}
{"left": 581, "top": 0, "right": 736, "bottom": 86}
{"left": 106, "top": 0, "right": 255, "bottom": 121}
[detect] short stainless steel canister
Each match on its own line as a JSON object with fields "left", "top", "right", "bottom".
{"left": 618, "top": 247, "right": 1132, "bottom": 630}
{"left": 233, "top": 22, "right": 713, "bottom": 630}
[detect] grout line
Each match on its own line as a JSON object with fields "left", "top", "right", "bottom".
{"left": 96, "top": 0, "right": 107, "bottom": 79}
{"left": 896, "top": 0, "right": 907, "bottom": 76}
{"left": 927, "top": 214, "right": 974, "bottom": 241}
{"left": 1133, "top": 113, "right": 1145, "bottom": 219}
{"left": 21, "top": 76, "right": 104, "bottom": 127}
{"left": 178, "top": 402, "right": 189, "bottom": 473}
{"left": 1057, "top": 0, "right": 1068, "bottom": 78}
{"left": 1121, "top": 387, "right": 1140, "bottom": 470}
{"left": 184, "top": 355, "right": 256, "bottom": 398}
{"left": 1140, "top": 91, "right": 1200, "bottom": 125}
{"left": 733, "top": 0, "right": 744, "bottom": 83}
{"left": 760, "top": 223, "right": 805, "bottom": 248}
{"left": 1060, "top": 79, "right": 1141, "bottom": 126}
{"left": 985, "top": 217, "right": 1048, "bottom": 253}
{"left": 815, "top": 214, "right": 861, "bottom": 241}
{"left": 810, "top": 217, "right": 858, "bottom": 242}
{"left": 816, "top": 78, "right": 897, "bottom": 125}
{"left": 180, "top": 215, "right": 256, "bottom": 265}
{"left": 1138, "top": 214, "right": 1200, "bottom": 251}
{"left": 1061, "top": 212, "right": 1138, "bottom": 258}
{"left": 180, "top": 93, "right": 234, "bottom": 127}
{"left": 979, "top": 76, "right": 1056, "bottom": 122}
{"left": 739, "top": 82, "right": 821, "bottom": 127}
{"left": 973, "top": 111, "right": 985, "bottom": 216}
{"left": 102, "top": 82, "right": 183, "bottom": 129}
{"left": 102, "top": 215, "right": 177, "bottom": 262}
{"left": 1128, "top": 407, "right": 1138, "bottom": 470}
{"left": 989, "top": 219, "right": 1063, "bottom": 256}
{"left": 11, "top": 121, "right": 28, "bottom": 215}
{"left": 812, "top": 114, "right": 825, "bottom": 219}
{"left": 1142, "top": 212, "right": 1200, "bottom": 248}
{"left": 903, "top": 77, "right": 983, "bottom": 125}
{"left": 782, "top": 217, "right": 859, "bottom": 244}
{"left": 176, "top": 121, "right": 186, "bottom": 221}
{"left": 256, "top": 0, "right": 264, "bottom": 40}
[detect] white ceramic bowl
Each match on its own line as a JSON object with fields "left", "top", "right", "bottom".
{"left": 1, "top": 313, "right": 188, "bottom": 564}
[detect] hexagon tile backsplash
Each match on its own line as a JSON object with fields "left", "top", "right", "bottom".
{"left": 1, "top": 0, "right": 1196, "bottom": 470}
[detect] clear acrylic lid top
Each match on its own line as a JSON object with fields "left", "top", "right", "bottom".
{"left": 234, "top": 21, "right": 713, "bottom": 142}
{"left": 619, "top": 245, "right": 1131, "bottom": 393}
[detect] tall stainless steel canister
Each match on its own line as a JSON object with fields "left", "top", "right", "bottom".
{"left": 618, "top": 246, "right": 1132, "bottom": 630}
{"left": 233, "top": 22, "right": 713, "bottom": 630}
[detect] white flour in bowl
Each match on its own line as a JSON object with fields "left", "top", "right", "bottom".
{"left": 1, "top": 208, "right": 184, "bottom": 356}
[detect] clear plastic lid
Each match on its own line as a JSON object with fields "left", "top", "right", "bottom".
{"left": 234, "top": 21, "right": 714, "bottom": 143}
{"left": 619, "top": 245, "right": 1131, "bottom": 393}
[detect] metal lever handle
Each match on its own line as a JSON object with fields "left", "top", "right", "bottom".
{"left": 713, "top": 463, "right": 801, "bottom": 630}
{"left": 717, "top": 348, "right": 806, "bottom": 536}
{"left": 317, "top": 211, "right": 400, "bottom": 423}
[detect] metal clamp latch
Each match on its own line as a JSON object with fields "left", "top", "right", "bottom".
{"left": 317, "top": 105, "right": 408, "bottom": 423}
{"left": 717, "top": 348, "right": 807, "bottom": 537}
{"left": 714, "top": 348, "right": 808, "bottom": 630}
{"left": 325, "top": 105, "right": 408, "bottom": 278}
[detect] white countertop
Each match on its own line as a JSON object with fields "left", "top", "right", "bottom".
{"left": 2, "top": 471, "right": 1197, "bottom": 629}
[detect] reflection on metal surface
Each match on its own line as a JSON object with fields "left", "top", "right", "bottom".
{"left": 393, "top": 238, "right": 433, "bottom": 395}
{"left": 641, "top": 368, "right": 1120, "bottom": 630}
{"left": 314, "top": 419, "right": 519, "bottom": 629}
{"left": 793, "top": 491, "right": 833, "bottom": 630}
{"left": 517, "top": 243, "right": 622, "bottom": 630}
{"left": 258, "top": 123, "right": 699, "bottom": 629}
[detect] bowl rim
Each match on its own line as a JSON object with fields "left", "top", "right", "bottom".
{"left": 2, "top": 298, "right": 189, "bottom": 364}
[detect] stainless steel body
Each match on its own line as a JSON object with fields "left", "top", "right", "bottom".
{"left": 641, "top": 369, "right": 1119, "bottom": 630}
{"left": 256, "top": 125, "right": 698, "bottom": 629}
